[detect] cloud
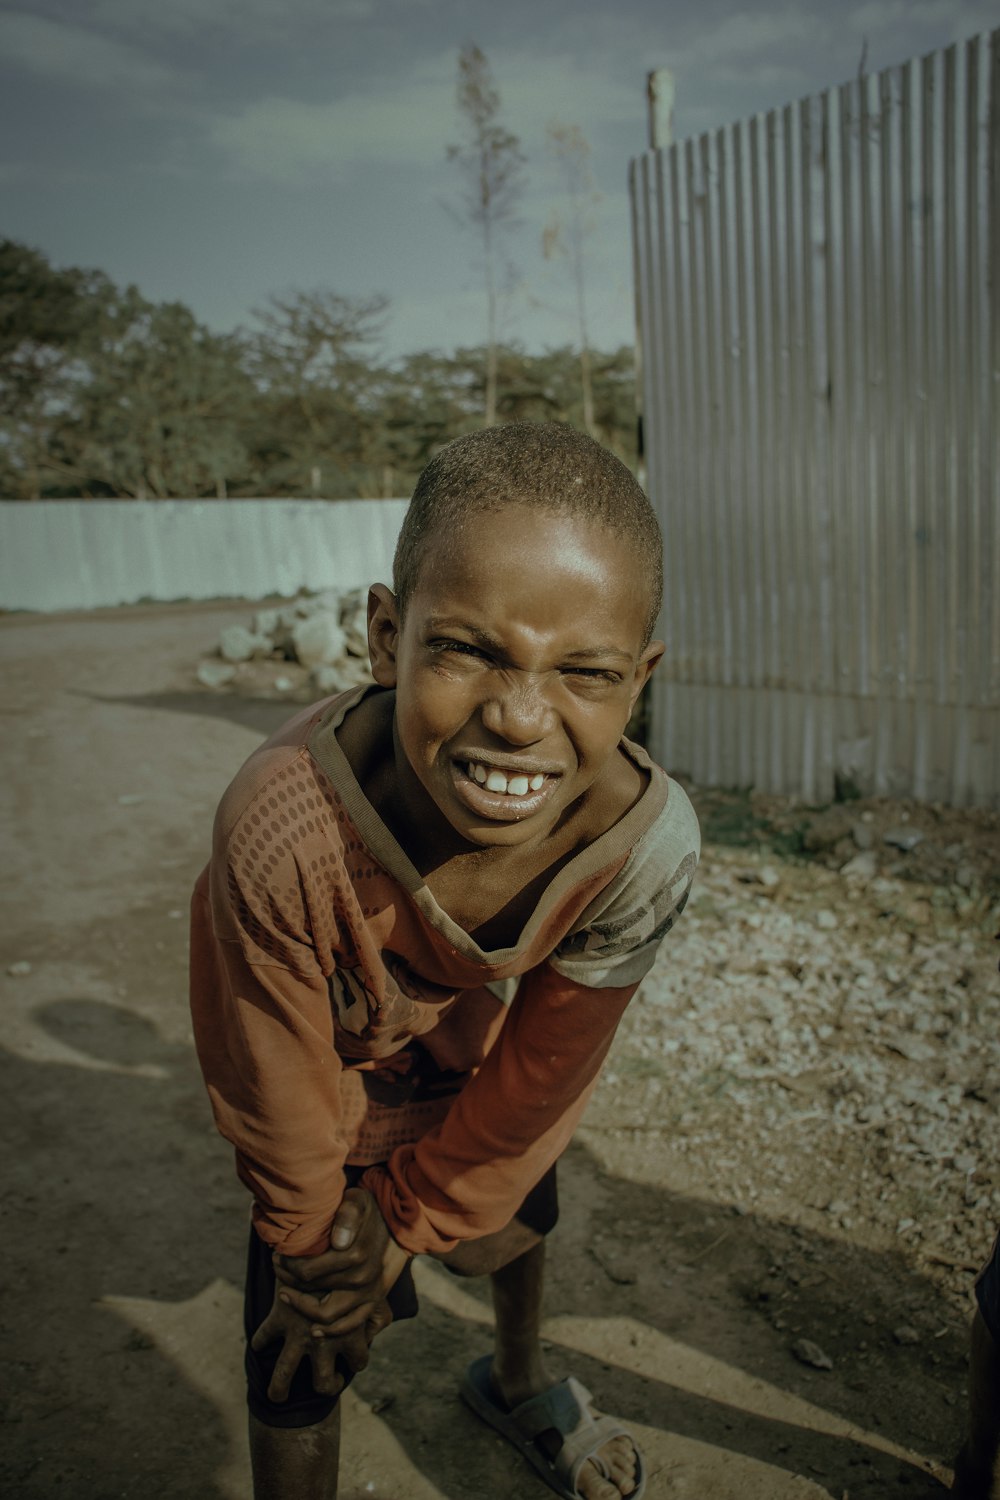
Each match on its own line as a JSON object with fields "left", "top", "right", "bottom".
{"left": 849, "top": 0, "right": 998, "bottom": 44}
{"left": 0, "top": 11, "right": 183, "bottom": 94}
{"left": 88, "top": 0, "right": 378, "bottom": 39}
{"left": 209, "top": 89, "right": 448, "bottom": 183}
{"left": 385, "top": 270, "right": 633, "bottom": 363}
{"left": 489, "top": 51, "right": 641, "bottom": 137}
{"left": 647, "top": 5, "right": 817, "bottom": 89}
{"left": 208, "top": 49, "right": 641, "bottom": 184}
{"left": 662, "top": 0, "right": 996, "bottom": 90}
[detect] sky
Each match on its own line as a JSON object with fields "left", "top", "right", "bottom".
{"left": 2, "top": 0, "right": 995, "bottom": 361}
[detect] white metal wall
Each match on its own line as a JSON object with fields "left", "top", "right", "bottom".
{"left": 631, "top": 29, "right": 999, "bottom": 807}
{"left": 0, "top": 498, "right": 410, "bottom": 613}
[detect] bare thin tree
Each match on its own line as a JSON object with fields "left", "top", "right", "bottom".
{"left": 447, "top": 44, "right": 525, "bottom": 426}
{"left": 543, "top": 122, "right": 600, "bottom": 437}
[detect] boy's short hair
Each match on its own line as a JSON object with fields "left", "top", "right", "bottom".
{"left": 392, "top": 423, "right": 664, "bottom": 647}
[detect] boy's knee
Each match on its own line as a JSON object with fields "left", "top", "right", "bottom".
{"left": 439, "top": 1240, "right": 509, "bottom": 1277}
{"left": 436, "top": 1219, "right": 543, "bottom": 1278}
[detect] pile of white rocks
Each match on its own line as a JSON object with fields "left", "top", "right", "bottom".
{"left": 589, "top": 835, "right": 1000, "bottom": 1311}
{"left": 196, "top": 588, "right": 374, "bottom": 696}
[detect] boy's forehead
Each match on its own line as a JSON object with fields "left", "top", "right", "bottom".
{"left": 405, "top": 508, "right": 652, "bottom": 646}
{"left": 418, "top": 503, "right": 638, "bottom": 579}
{"left": 420, "top": 514, "right": 618, "bottom": 585}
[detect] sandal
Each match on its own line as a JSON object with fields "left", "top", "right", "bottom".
{"left": 460, "top": 1353, "right": 646, "bottom": 1499}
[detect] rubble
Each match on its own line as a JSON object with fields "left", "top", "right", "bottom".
{"left": 599, "top": 782, "right": 1000, "bottom": 1324}
{"left": 196, "top": 660, "right": 237, "bottom": 689}
{"left": 291, "top": 613, "right": 347, "bottom": 669}
{"left": 311, "top": 665, "right": 343, "bottom": 694}
{"left": 791, "top": 1338, "right": 834, "bottom": 1370}
{"left": 884, "top": 827, "right": 926, "bottom": 852}
{"left": 219, "top": 624, "right": 270, "bottom": 662}
{"left": 195, "top": 588, "right": 374, "bottom": 700}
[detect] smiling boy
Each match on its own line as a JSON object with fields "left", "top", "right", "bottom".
{"left": 190, "top": 423, "right": 699, "bottom": 1500}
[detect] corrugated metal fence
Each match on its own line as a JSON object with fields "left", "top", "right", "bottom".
{"left": 631, "top": 29, "right": 999, "bottom": 807}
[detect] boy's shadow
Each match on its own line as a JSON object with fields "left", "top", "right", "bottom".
{"left": 76, "top": 686, "right": 298, "bottom": 740}
{"left": 2, "top": 1004, "right": 969, "bottom": 1500}
{"left": 1, "top": 996, "right": 248, "bottom": 1500}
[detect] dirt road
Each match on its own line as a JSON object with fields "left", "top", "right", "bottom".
{"left": 2, "top": 601, "right": 994, "bottom": 1499}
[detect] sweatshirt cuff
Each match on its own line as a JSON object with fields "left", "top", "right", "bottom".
{"left": 359, "top": 1162, "right": 460, "bottom": 1257}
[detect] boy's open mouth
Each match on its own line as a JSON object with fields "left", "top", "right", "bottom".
{"left": 465, "top": 761, "right": 548, "bottom": 796}
{"left": 450, "top": 758, "right": 560, "bottom": 821}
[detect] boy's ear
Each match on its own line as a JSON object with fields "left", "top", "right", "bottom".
{"left": 367, "top": 583, "right": 401, "bottom": 687}
{"left": 628, "top": 639, "right": 665, "bottom": 714}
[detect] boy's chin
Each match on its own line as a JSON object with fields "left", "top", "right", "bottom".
{"left": 439, "top": 801, "right": 553, "bottom": 848}
{"left": 440, "top": 796, "right": 565, "bottom": 851}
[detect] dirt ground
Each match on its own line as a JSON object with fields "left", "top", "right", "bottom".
{"left": 1, "top": 599, "right": 997, "bottom": 1500}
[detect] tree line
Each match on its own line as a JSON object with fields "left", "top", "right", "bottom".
{"left": 0, "top": 237, "right": 637, "bottom": 501}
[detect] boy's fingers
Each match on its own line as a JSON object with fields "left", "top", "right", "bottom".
{"left": 266, "top": 1345, "right": 300, "bottom": 1403}
{"left": 275, "top": 1252, "right": 370, "bottom": 1289}
{"left": 272, "top": 1259, "right": 301, "bottom": 1287}
{"left": 335, "top": 1329, "right": 371, "bottom": 1373}
{"left": 250, "top": 1312, "right": 280, "bottom": 1352}
{"left": 308, "top": 1302, "right": 373, "bottom": 1338}
{"left": 309, "top": 1298, "right": 392, "bottom": 1343}
{"left": 273, "top": 1255, "right": 348, "bottom": 1288}
{"left": 274, "top": 1189, "right": 381, "bottom": 1282}
{"left": 329, "top": 1188, "right": 369, "bottom": 1250}
{"left": 365, "top": 1300, "right": 393, "bottom": 1339}
{"left": 275, "top": 1250, "right": 342, "bottom": 1283}
{"left": 309, "top": 1342, "right": 346, "bottom": 1398}
{"left": 279, "top": 1285, "right": 361, "bottom": 1323}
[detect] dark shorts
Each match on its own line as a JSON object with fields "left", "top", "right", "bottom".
{"left": 975, "top": 1230, "right": 1000, "bottom": 1343}
{"left": 245, "top": 1164, "right": 559, "bottom": 1428}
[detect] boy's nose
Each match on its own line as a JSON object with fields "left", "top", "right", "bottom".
{"left": 480, "top": 673, "right": 556, "bottom": 744}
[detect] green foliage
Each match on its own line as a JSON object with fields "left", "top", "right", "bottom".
{"left": 0, "top": 240, "right": 253, "bottom": 498}
{"left": 67, "top": 296, "right": 254, "bottom": 498}
{"left": 0, "top": 239, "right": 639, "bottom": 500}
{"left": 241, "top": 289, "right": 389, "bottom": 497}
{"left": 0, "top": 240, "right": 115, "bottom": 497}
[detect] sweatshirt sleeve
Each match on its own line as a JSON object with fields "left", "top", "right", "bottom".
{"left": 189, "top": 850, "right": 358, "bottom": 1258}
{"left": 550, "top": 777, "right": 700, "bottom": 989}
{"left": 361, "top": 960, "right": 635, "bottom": 1255}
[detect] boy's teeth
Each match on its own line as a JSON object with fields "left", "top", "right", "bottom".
{"left": 467, "top": 762, "right": 547, "bottom": 797}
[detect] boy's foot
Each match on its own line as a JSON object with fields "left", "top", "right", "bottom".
{"left": 460, "top": 1355, "right": 643, "bottom": 1499}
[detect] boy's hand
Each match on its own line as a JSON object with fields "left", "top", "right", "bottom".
{"left": 273, "top": 1187, "right": 411, "bottom": 1337}
{"left": 250, "top": 1285, "right": 392, "bottom": 1404}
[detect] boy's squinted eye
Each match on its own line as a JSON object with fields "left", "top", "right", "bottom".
{"left": 560, "top": 666, "right": 623, "bottom": 684}
{"left": 429, "top": 638, "right": 488, "bottom": 658}
{"left": 428, "top": 638, "right": 622, "bottom": 686}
